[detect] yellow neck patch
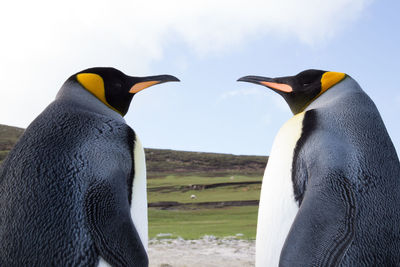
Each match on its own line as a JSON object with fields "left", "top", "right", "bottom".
{"left": 321, "top": 71, "right": 346, "bottom": 93}
{"left": 76, "top": 73, "right": 121, "bottom": 114}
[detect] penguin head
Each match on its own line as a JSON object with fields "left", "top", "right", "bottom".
{"left": 67, "top": 67, "right": 179, "bottom": 116}
{"left": 238, "top": 69, "right": 346, "bottom": 114}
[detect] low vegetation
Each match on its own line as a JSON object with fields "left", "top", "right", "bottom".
{"left": 148, "top": 175, "right": 261, "bottom": 204}
{"left": 145, "top": 148, "right": 267, "bottom": 178}
{"left": 149, "top": 206, "right": 259, "bottom": 239}
{"left": 0, "top": 124, "right": 24, "bottom": 163}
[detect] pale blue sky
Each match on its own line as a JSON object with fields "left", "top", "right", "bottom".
{"left": 1, "top": 0, "right": 399, "bottom": 156}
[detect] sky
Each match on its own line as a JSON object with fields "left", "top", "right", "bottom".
{"left": 0, "top": 0, "right": 399, "bottom": 156}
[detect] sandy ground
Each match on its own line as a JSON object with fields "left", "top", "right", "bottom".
{"left": 148, "top": 236, "right": 255, "bottom": 267}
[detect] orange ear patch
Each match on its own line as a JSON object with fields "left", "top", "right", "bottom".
{"left": 321, "top": 72, "right": 346, "bottom": 92}
{"left": 76, "top": 73, "right": 106, "bottom": 101}
{"left": 76, "top": 73, "right": 121, "bottom": 115}
{"left": 260, "top": 81, "right": 293, "bottom": 93}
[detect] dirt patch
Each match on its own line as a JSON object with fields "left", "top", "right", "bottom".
{"left": 148, "top": 237, "right": 255, "bottom": 267}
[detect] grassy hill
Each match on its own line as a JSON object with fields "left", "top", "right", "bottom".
{"left": 146, "top": 148, "right": 266, "bottom": 178}
{"left": 0, "top": 123, "right": 268, "bottom": 239}
{"left": 0, "top": 124, "right": 24, "bottom": 163}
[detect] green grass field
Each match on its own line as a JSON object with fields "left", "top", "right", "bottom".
{"left": 149, "top": 186, "right": 260, "bottom": 203}
{"left": 148, "top": 175, "right": 261, "bottom": 239}
{"left": 147, "top": 175, "right": 262, "bottom": 187}
{"left": 148, "top": 206, "right": 259, "bottom": 240}
{"left": 148, "top": 175, "right": 261, "bottom": 203}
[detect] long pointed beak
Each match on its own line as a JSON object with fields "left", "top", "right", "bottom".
{"left": 237, "top": 75, "right": 275, "bottom": 84}
{"left": 129, "top": 75, "right": 180, "bottom": 94}
{"left": 237, "top": 75, "right": 293, "bottom": 93}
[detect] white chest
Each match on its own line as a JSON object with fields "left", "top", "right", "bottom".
{"left": 256, "top": 112, "right": 305, "bottom": 267}
{"left": 130, "top": 136, "right": 148, "bottom": 251}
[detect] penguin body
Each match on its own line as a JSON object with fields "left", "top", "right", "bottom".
{"left": 239, "top": 70, "right": 400, "bottom": 266}
{"left": 0, "top": 68, "right": 178, "bottom": 266}
{"left": 255, "top": 112, "right": 304, "bottom": 266}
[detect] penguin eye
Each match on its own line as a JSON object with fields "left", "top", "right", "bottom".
{"left": 114, "top": 83, "right": 122, "bottom": 88}
{"left": 303, "top": 82, "right": 312, "bottom": 87}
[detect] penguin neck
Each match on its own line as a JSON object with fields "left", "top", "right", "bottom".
{"left": 305, "top": 76, "right": 362, "bottom": 111}
{"left": 56, "top": 80, "right": 126, "bottom": 123}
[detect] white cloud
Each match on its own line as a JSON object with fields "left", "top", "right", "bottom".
{"left": 0, "top": 0, "right": 371, "bottom": 127}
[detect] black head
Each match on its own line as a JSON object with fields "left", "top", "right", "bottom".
{"left": 68, "top": 67, "right": 179, "bottom": 116}
{"left": 238, "top": 69, "right": 346, "bottom": 114}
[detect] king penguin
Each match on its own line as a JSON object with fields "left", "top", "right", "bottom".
{"left": 238, "top": 69, "right": 400, "bottom": 266}
{"left": 0, "top": 67, "right": 179, "bottom": 267}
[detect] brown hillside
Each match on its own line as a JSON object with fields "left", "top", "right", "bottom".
{"left": 0, "top": 124, "right": 25, "bottom": 162}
